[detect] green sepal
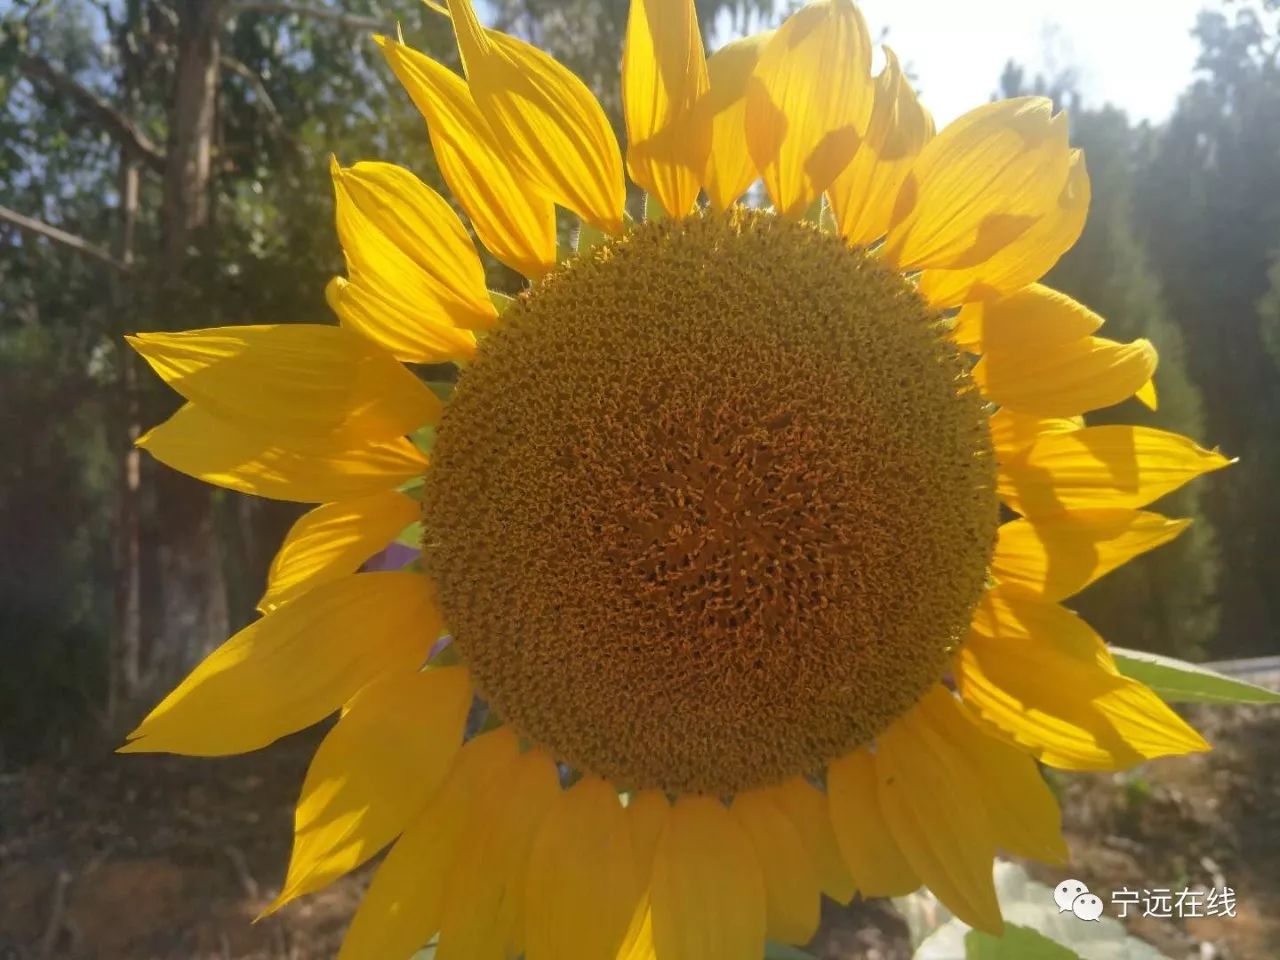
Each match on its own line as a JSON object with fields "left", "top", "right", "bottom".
{"left": 802, "top": 194, "right": 836, "bottom": 231}
{"left": 644, "top": 191, "right": 668, "bottom": 222}
{"left": 410, "top": 424, "right": 437, "bottom": 454}
{"left": 489, "top": 290, "right": 515, "bottom": 315}
{"left": 765, "top": 944, "right": 818, "bottom": 960}
{"left": 478, "top": 704, "right": 504, "bottom": 732}
{"left": 395, "top": 520, "right": 423, "bottom": 549}
{"left": 1111, "top": 647, "right": 1280, "bottom": 704}
{"left": 428, "top": 642, "right": 461, "bottom": 667}
{"left": 819, "top": 195, "right": 839, "bottom": 234}
{"left": 575, "top": 220, "right": 609, "bottom": 255}
{"left": 397, "top": 475, "right": 425, "bottom": 497}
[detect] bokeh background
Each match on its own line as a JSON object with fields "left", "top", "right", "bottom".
{"left": 1, "top": 0, "right": 1278, "bottom": 957}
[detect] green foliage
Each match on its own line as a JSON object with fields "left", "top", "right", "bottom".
{"left": 0, "top": 323, "right": 113, "bottom": 764}
{"left": 964, "top": 925, "right": 1078, "bottom": 960}
{"left": 0, "top": 0, "right": 461, "bottom": 762}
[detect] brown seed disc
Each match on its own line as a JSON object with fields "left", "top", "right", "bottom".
{"left": 421, "top": 208, "right": 997, "bottom": 795}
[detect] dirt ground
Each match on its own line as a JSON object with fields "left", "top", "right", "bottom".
{"left": 1, "top": 704, "right": 1276, "bottom": 960}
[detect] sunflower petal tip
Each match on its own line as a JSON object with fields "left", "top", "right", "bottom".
{"left": 255, "top": 894, "right": 289, "bottom": 921}
{"left": 1185, "top": 728, "right": 1213, "bottom": 754}
{"left": 116, "top": 735, "right": 149, "bottom": 754}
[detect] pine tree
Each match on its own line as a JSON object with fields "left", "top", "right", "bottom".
{"left": 1135, "top": 6, "right": 1280, "bottom": 656}
{"left": 1048, "top": 107, "right": 1221, "bottom": 660}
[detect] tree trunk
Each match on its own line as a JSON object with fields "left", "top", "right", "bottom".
{"left": 108, "top": 154, "right": 143, "bottom": 724}
{"left": 148, "top": 0, "right": 231, "bottom": 689}
{"left": 163, "top": 1, "right": 223, "bottom": 262}
{"left": 107, "top": 1, "right": 147, "bottom": 724}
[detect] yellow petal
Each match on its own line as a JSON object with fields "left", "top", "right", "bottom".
{"left": 1137, "top": 377, "right": 1158, "bottom": 410}
{"left": 703, "top": 32, "right": 772, "bottom": 210}
{"left": 438, "top": 746, "right": 561, "bottom": 960}
{"left": 333, "top": 159, "right": 497, "bottom": 333}
{"left": 992, "top": 509, "right": 1191, "bottom": 602}
{"left": 625, "top": 790, "right": 670, "bottom": 886}
{"left": 759, "top": 777, "right": 856, "bottom": 904}
{"left": 975, "top": 336, "right": 1158, "bottom": 417}
{"left": 958, "top": 591, "right": 1211, "bottom": 769}
{"left": 918, "top": 149, "right": 1091, "bottom": 306}
{"left": 951, "top": 283, "right": 1103, "bottom": 354}
{"left": 745, "top": 0, "right": 873, "bottom": 218}
{"left": 615, "top": 792, "right": 669, "bottom": 960}
{"left": 623, "top": 0, "right": 711, "bottom": 218}
{"left": 325, "top": 276, "right": 477, "bottom": 364}
{"left": 616, "top": 904, "right": 656, "bottom": 960}
{"left": 914, "top": 687, "right": 1067, "bottom": 865}
{"left": 376, "top": 36, "right": 557, "bottom": 279}
{"left": 138, "top": 404, "right": 427, "bottom": 503}
{"left": 825, "top": 748, "right": 919, "bottom": 898}
{"left": 526, "top": 777, "right": 638, "bottom": 960}
{"left": 876, "top": 699, "right": 1003, "bottom": 935}
{"left": 997, "top": 425, "right": 1231, "bottom": 517}
{"left": 128, "top": 324, "right": 439, "bottom": 448}
{"left": 884, "top": 98, "right": 1075, "bottom": 298}
{"left": 989, "top": 408, "right": 1081, "bottom": 457}
{"left": 121, "top": 572, "right": 439, "bottom": 755}
{"left": 268, "top": 666, "right": 472, "bottom": 911}
{"left": 828, "top": 46, "right": 934, "bottom": 246}
{"left": 650, "top": 796, "right": 766, "bottom": 960}
{"left": 496, "top": 766, "right": 559, "bottom": 959}
{"left": 337, "top": 728, "right": 519, "bottom": 960}
{"left": 730, "top": 789, "right": 821, "bottom": 945}
{"left": 259, "top": 490, "right": 420, "bottom": 611}
{"left": 448, "top": 0, "right": 625, "bottom": 234}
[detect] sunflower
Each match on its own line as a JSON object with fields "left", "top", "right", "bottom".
{"left": 122, "top": 0, "right": 1231, "bottom": 956}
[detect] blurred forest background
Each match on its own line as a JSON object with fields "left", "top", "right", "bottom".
{"left": 0, "top": 0, "right": 1278, "bottom": 772}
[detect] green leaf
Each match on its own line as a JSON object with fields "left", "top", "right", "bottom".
{"left": 964, "top": 925, "right": 1078, "bottom": 960}
{"left": 1111, "top": 647, "right": 1280, "bottom": 704}
{"left": 644, "top": 191, "right": 668, "bottom": 222}
{"left": 764, "top": 944, "right": 817, "bottom": 960}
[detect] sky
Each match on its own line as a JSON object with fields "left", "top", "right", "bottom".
{"left": 730, "top": 0, "right": 1233, "bottom": 127}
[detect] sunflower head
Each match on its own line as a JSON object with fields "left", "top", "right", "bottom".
{"left": 121, "top": 0, "right": 1231, "bottom": 955}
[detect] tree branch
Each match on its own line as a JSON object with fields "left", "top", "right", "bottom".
{"left": 220, "top": 55, "right": 286, "bottom": 136}
{"left": 224, "top": 2, "right": 390, "bottom": 32}
{"left": 18, "top": 55, "right": 167, "bottom": 174}
{"left": 0, "top": 204, "right": 133, "bottom": 272}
